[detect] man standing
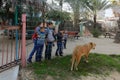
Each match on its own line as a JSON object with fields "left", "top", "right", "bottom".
{"left": 45, "top": 22, "right": 55, "bottom": 60}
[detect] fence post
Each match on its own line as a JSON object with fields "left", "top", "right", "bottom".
{"left": 15, "top": 5, "right": 19, "bottom": 60}
{"left": 80, "top": 23, "right": 83, "bottom": 36}
{"left": 21, "top": 14, "right": 26, "bottom": 67}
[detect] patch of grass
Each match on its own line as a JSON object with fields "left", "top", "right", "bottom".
{"left": 27, "top": 53, "right": 120, "bottom": 80}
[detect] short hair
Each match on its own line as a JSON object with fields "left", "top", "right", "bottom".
{"left": 35, "top": 22, "right": 42, "bottom": 27}
{"left": 47, "top": 22, "right": 53, "bottom": 25}
{"left": 40, "top": 27, "right": 44, "bottom": 29}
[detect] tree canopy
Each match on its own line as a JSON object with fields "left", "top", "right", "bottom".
{"left": 46, "top": 10, "right": 71, "bottom": 21}
{"left": 83, "top": 0, "right": 111, "bottom": 28}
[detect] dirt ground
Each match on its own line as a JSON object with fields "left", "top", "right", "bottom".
{"left": 20, "top": 69, "right": 120, "bottom": 80}
{"left": 79, "top": 71, "right": 120, "bottom": 80}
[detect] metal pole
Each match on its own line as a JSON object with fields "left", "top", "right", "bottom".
{"left": 59, "top": 0, "right": 63, "bottom": 30}
{"left": 80, "top": 23, "right": 83, "bottom": 36}
{"left": 42, "top": 1, "right": 45, "bottom": 27}
{"left": 15, "top": 5, "right": 19, "bottom": 60}
{"left": 21, "top": 14, "right": 26, "bottom": 67}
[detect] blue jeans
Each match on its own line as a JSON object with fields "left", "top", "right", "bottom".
{"left": 55, "top": 42, "right": 63, "bottom": 55}
{"left": 35, "top": 44, "right": 44, "bottom": 62}
{"left": 28, "top": 39, "right": 44, "bottom": 62}
{"left": 64, "top": 39, "right": 67, "bottom": 48}
{"left": 28, "top": 39, "right": 38, "bottom": 60}
{"left": 45, "top": 42, "right": 53, "bottom": 60}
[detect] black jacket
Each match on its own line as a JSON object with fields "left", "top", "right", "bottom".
{"left": 56, "top": 32, "right": 63, "bottom": 42}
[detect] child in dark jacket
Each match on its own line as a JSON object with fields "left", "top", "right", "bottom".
{"left": 55, "top": 31, "right": 64, "bottom": 56}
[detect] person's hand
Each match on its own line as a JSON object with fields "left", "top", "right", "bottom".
{"left": 45, "top": 41, "right": 47, "bottom": 45}
{"left": 54, "top": 40, "right": 57, "bottom": 43}
{"left": 53, "top": 43, "right": 55, "bottom": 47}
{"left": 38, "top": 35, "right": 41, "bottom": 38}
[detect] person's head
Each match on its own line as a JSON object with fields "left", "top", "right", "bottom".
{"left": 43, "top": 22, "right": 47, "bottom": 28}
{"left": 40, "top": 27, "right": 45, "bottom": 32}
{"left": 65, "top": 30, "right": 68, "bottom": 33}
{"left": 37, "top": 22, "right": 48, "bottom": 27}
{"left": 47, "top": 22, "right": 53, "bottom": 28}
{"left": 36, "top": 22, "right": 43, "bottom": 27}
{"left": 58, "top": 30, "right": 63, "bottom": 34}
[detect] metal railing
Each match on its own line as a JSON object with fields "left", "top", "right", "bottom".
{"left": 0, "top": 13, "right": 27, "bottom": 72}
{"left": 0, "top": 26, "right": 21, "bottom": 72}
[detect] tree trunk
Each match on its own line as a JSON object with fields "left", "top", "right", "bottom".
{"left": 73, "top": 4, "right": 80, "bottom": 31}
{"left": 73, "top": 12, "right": 79, "bottom": 28}
{"left": 114, "top": 31, "right": 120, "bottom": 43}
{"left": 93, "top": 14, "right": 97, "bottom": 29}
{"left": 114, "top": 17, "right": 120, "bottom": 43}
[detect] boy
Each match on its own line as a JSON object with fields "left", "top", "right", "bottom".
{"left": 55, "top": 30, "right": 64, "bottom": 56}
{"left": 27, "top": 22, "right": 45, "bottom": 63}
{"left": 36, "top": 27, "right": 46, "bottom": 62}
{"left": 45, "top": 22, "right": 55, "bottom": 60}
{"left": 63, "top": 30, "right": 68, "bottom": 49}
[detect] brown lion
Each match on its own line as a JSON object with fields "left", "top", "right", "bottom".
{"left": 71, "top": 42, "right": 96, "bottom": 71}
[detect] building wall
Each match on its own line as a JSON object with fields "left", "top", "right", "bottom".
{"left": 97, "top": 10, "right": 105, "bottom": 20}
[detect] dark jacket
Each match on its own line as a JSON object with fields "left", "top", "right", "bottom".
{"left": 56, "top": 32, "right": 63, "bottom": 42}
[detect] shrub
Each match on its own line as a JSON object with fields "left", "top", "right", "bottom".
{"left": 92, "top": 29, "right": 101, "bottom": 38}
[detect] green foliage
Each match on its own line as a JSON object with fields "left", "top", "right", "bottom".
{"left": 83, "top": 0, "right": 111, "bottom": 15}
{"left": 55, "top": 0, "right": 83, "bottom": 27}
{"left": 27, "top": 53, "right": 120, "bottom": 80}
{"left": 64, "top": 0, "right": 82, "bottom": 27}
{"left": 0, "top": 1, "right": 13, "bottom": 20}
{"left": 26, "top": 17, "right": 41, "bottom": 29}
{"left": 92, "top": 29, "right": 101, "bottom": 38}
{"left": 84, "top": 20, "right": 102, "bottom": 37}
{"left": 46, "top": 10, "right": 71, "bottom": 21}
{"left": 83, "top": 0, "right": 111, "bottom": 28}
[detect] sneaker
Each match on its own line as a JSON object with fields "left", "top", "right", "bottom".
{"left": 55, "top": 53, "right": 59, "bottom": 56}
{"left": 27, "top": 59, "right": 32, "bottom": 63}
{"left": 60, "top": 54, "right": 63, "bottom": 56}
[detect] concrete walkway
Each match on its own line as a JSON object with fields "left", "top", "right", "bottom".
{"left": 63, "top": 37, "right": 120, "bottom": 55}
{"left": 0, "top": 65, "right": 19, "bottom": 80}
